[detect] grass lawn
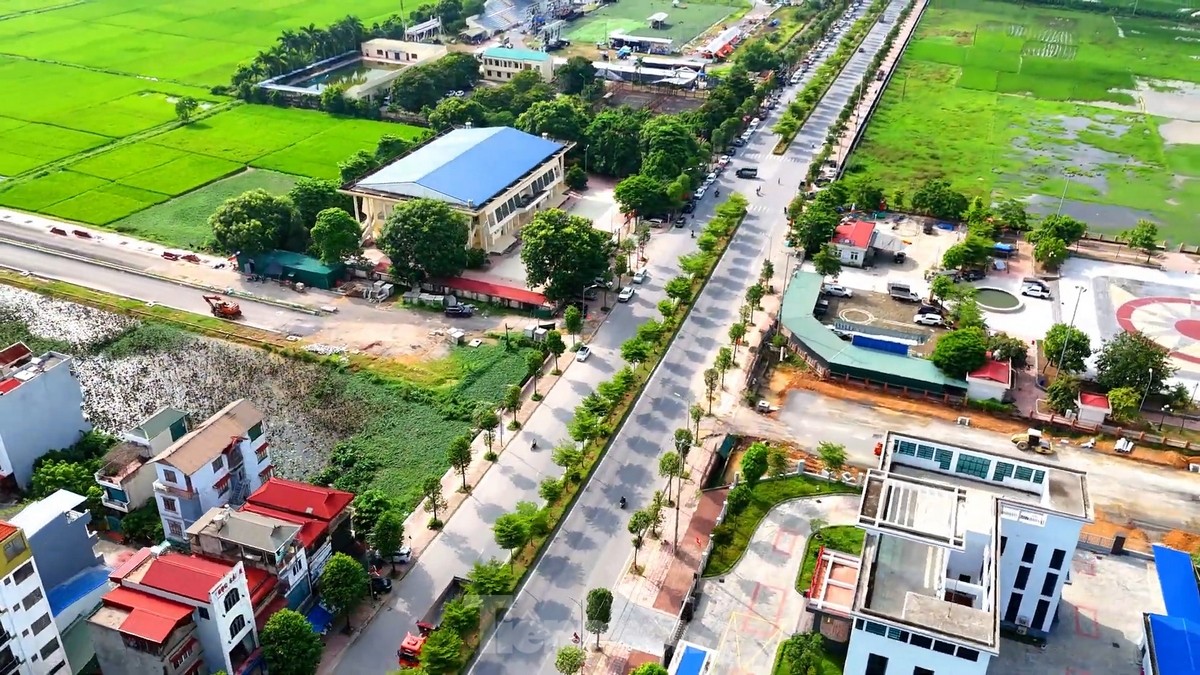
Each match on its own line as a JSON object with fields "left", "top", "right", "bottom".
{"left": 107, "top": 169, "right": 298, "bottom": 248}
{"left": 566, "top": 0, "right": 742, "bottom": 46}
{"left": 794, "top": 525, "right": 866, "bottom": 593}
{"left": 703, "top": 475, "right": 860, "bottom": 577}
{"left": 846, "top": 0, "right": 1200, "bottom": 243}
{"left": 771, "top": 636, "right": 846, "bottom": 675}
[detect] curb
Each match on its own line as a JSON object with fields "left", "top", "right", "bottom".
{"left": 0, "top": 235, "right": 323, "bottom": 316}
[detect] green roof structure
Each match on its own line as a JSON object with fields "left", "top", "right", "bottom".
{"left": 237, "top": 250, "right": 346, "bottom": 290}
{"left": 779, "top": 271, "right": 968, "bottom": 395}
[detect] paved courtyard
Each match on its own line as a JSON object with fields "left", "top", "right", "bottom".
{"left": 989, "top": 548, "right": 1161, "bottom": 675}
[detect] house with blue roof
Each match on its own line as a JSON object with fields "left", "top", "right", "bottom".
{"left": 346, "top": 126, "right": 572, "bottom": 254}
{"left": 479, "top": 45, "right": 555, "bottom": 83}
{"left": 1143, "top": 545, "right": 1200, "bottom": 675}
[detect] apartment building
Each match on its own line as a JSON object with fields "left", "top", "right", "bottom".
{"left": 836, "top": 431, "right": 1091, "bottom": 675}
{"left": 478, "top": 46, "right": 554, "bottom": 83}
{"left": 96, "top": 408, "right": 191, "bottom": 532}
{"left": 90, "top": 547, "right": 268, "bottom": 675}
{"left": 0, "top": 343, "right": 89, "bottom": 490}
{"left": 187, "top": 506, "right": 311, "bottom": 610}
{"left": 241, "top": 478, "right": 353, "bottom": 584}
{"left": 0, "top": 520, "right": 70, "bottom": 675}
{"left": 151, "top": 401, "right": 272, "bottom": 545}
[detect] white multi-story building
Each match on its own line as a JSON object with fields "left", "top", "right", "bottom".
{"left": 151, "top": 400, "right": 272, "bottom": 545}
{"left": 187, "top": 506, "right": 311, "bottom": 610}
{"left": 477, "top": 46, "right": 554, "bottom": 83}
{"left": 0, "top": 520, "right": 70, "bottom": 675}
{"left": 0, "top": 342, "right": 89, "bottom": 490}
{"left": 837, "top": 431, "right": 1091, "bottom": 675}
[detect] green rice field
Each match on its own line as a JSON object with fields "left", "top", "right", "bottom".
{"left": 566, "top": 0, "right": 743, "bottom": 46}
{"left": 847, "top": 0, "right": 1200, "bottom": 243}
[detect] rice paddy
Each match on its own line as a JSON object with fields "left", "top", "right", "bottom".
{"left": 847, "top": 0, "right": 1200, "bottom": 243}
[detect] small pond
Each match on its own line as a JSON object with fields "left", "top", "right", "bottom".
{"left": 975, "top": 288, "right": 1021, "bottom": 311}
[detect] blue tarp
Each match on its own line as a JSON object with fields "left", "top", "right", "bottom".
{"left": 48, "top": 566, "right": 111, "bottom": 617}
{"left": 306, "top": 603, "right": 334, "bottom": 635}
{"left": 936, "top": 222, "right": 956, "bottom": 230}
{"left": 1155, "top": 545, "right": 1200, "bottom": 621}
{"left": 1148, "top": 615, "right": 1200, "bottom": 674}
{"left": 851, "top": 334, "right": 910, "bottom": 356}
{"left": 993, "top": 243, "right": 1016, "bottom": 252}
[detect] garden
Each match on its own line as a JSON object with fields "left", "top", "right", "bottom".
{"left": 846, "top": 0, "right": 1200, "bottom": 243}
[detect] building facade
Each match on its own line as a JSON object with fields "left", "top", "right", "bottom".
{"left": 0, "top": 343, "right": 90, "bottom": 490}
{"left": 97, "top": 408, "right": 191, "bottom": 529}
{"left": 152, "top": 401, "right": 272, "bottom": 545}
{"left": 0, "top": 521, "right": 70, "bottom": 675}
{"left": 360, "top": 39, "right": 446, "bottom": 64}
{"left": 187, "top": 507, "right": 311, "bottom": 609}
{"left": 240, "top": 478, "right": 353, "bottom": 586}
{"left": 478, "top": 46, "right": 554, "bottom": 82}
{"left": 830, "top": 221, "right": 876, "bottom": 268}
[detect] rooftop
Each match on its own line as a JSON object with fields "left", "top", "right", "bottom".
{"left": 351, "top": 127, "right": 567, "bottom": 208}
{"left": 1079, "top": 392, "right": 1111, "bottom": 410}
{"left": 94, "top": 586, "right": 193, "bottom": 644}
{"left": 152, "top": 399, "right": 263, "bottom": 475}
{"left": 832, "top": 220, "right": 876, "bottom": 249}
{"left": 481, "top": 46, "right": 550, "bottom": 62}
{"left": 0, "top": 342, "right": 67, "bottom": 396}
{"left": 11, "top": 489, "right": 88, "bottom": 535}
{"left": 240, "top": 503, "right": 324, "bottom": 549}
{"left": 433, "top": 276, "right": 549, "bottom": 307}
{"left": 245, "top": 477, "right": 353, "bottom": 523}
{"left": 968, "top": 359, "right": 1012, "bottom": 385}
{"left": 98, "top": 441, "right": 155, "bottom": 481}
{"left": 1146, "top": 545, "right": 1200, "bottom": 674}
{"left": 188, "top": 506, "right": 300, "bottom": 553}
{"left": 858, "top": 470, "right": 967, "bottom": 549}
{"left": 122, "top": 550, "right": 233, "bottom": 603}
{"left": 49, "top": 565, "right": 111, "bottom": 617}
{"left": 127, "top": 406, "right": 188, "bottom": 441}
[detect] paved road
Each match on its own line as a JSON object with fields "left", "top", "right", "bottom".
{"left": 470, "top": 1, "right": 911, "bottom": 672}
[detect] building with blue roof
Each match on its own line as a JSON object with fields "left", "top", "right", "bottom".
{"left": 347, "top": 126, "right": 571, "bottom": 253}
{"left": 1143, "top": 544, "right": 1200, "bottom": 675}
{"left": 479, "top": 46, "right": 555, "bottom": 83}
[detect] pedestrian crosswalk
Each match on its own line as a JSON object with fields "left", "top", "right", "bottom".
{"left": 745, "top": 205, "right": 771, "bottom": 214}
{"left": 738, "top": 152, "right": 763, "bottom": 162}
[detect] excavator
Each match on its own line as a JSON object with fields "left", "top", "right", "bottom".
{"left": 203, "top": 294, "right": 242, "bottom": 319}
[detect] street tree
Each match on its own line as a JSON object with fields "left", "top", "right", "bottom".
{"left": 516, "top": 97, "right": 591, "bottom": 146}
{"left": 521, "top": 209, "right": 610, "bottom": 301}
{"left": 1095, "top": 330, "right": 1176, "bottom": 393}
{"left": 338, "top": 149, "right": 380, "bottom": 184}
{"left": 1029, "top": 214, "right": 1087, "bottom": 246}
{"left": 760, "top": 260, "right": 775, "bottom": 284}
{"left": 289, "top": 177, "right": 352, "bottom": 228}
{"left": 309, "top": 208, "right": 362, "bottom": 264}
{"left": 614, "top": 174, "right": 671, "bottom": 219}
{"left": 1033, "top": 237, "right": 1069, "bottom": 269}
{"left": 447, "top": 435, "right": 473, "bottom": 492}
{"left": 369, "top": 510, "right": 404, "bottom": 575}
{"left": 929, "top": 274, "right": 957, "bottom": 302}
{"left": 539, "top": 477, "right": 564, "bottom": 503}
{"left": 659, "top": 451, "right": 683, "bottom": 504}
{"left": 658, "top": 299, "right": 675, "bottom": 323}
{"left": 585, "top": 107, "right": 649, "bottom": 177}
{"left": 728, "top": 322, "right": 747, "bottom": 355}
{"left": 563, "top": 305, "right": 583, "bottom": 345}
{"left": 552, "top": 442, "right": 585, "bottom": 480}
{"left": 942, "top": 234, "right": 992, "bottom": 270}
{"left": 665, "top": 276, "right": 693, "bottom": 303}
{"left": 545, "top": 330, "right": 567, "bottom": 368}
{"left": 791, "top": 203, "right": 840, "bottom": 255}
{"left": 1123, "top": 219, "right": 1159, "bottom": 262}
{"left": 420, "top": 628, "right": 464, "bottom": 675}
{"left": 909, "top": 178, "right": 969, "bottom": 221}
{"left": 620, "top": 338, "right": 651, "bottom": 369}
{"left": 493, "top": 512, "right": 531, "bottom": 566}
{"left": 747, "top": 283, "right": 766, "bottom": 311}
{"left": 555, "top": 645, "right": 586, "bottom": 674}
{"left": 527, "top": 351, "right": 545, "bottom": 396}
{"left": 421, "top": 477, "right": 448, "bottom": 527}
{"left": 766, "top": 444, "right": 790, "bottom": 478}
{"left": 1043, "top": 323, "right": 1092, "bottom": 373}
{"left": 930, "top": 327, "right": 989, "bottom": 379}
{"left": 818, "top": 441, "right": 847, "bottom": 474}
{"left": 1107, "top": 386, "right": 1142, "bottom": 423}
{"left": 175, "top": 96, "right": 199, "bottom": 124}
{"left": 812, "top": 244, "right": 842, "bottom": 279}
{"left": 378, "top": 199, "right": 469, "bottom": 284}
{"left": 631, "top": 664, "right": 670, "bottom": 675}
{"left": 260, "top": 609, "right": 323, "bottom": 675}
{"left": 674, "top": 427, "right": 693, "bottom": 457}
{"left": 568, "top": 408, "right": 605, "bottom": 445}
{"left": 555, "top": 55, "right": 597, "bottom": 94}
{"left": 690, "top": 404, "right": 703, "bottom": 436}
{"left": 318, "top": 553, "right": 369, "bottom": 628}
{"left": 467, "top": 558, "right": 514, "bottom": 596}
{"left": 1045, "top": 374, "right": 1081, "bottom": 415}
{"left": 209, "top": 189, "right": 300, "bottom": 255}
{"left": 703, "top": 368, "right": 719, "bottom": 414}
{"left": 627, "top": 510, "right": 652, "bottom": 567}
{"left": 474, "top": 408, "right": 500, "bottom": 453}
{"left": 740, "top": 442, "right": 768, "bottom": 488}
{"left": 639, "top": 115, "right": 701, "bottom": 182}
{"left": 585, "top": 587, "right": 614, "bottom": 649}
{"left": 715, "top": 346, "right": 734, "bottom": 387}
{"left": 350, "top": 490, "right": 397, "bottom": 541}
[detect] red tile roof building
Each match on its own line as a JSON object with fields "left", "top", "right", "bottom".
{"left": 832, "top": 220, "right": 876, "bottom": 250}
{"left": 241, "top": 478, "right": 354, "bottom": 585}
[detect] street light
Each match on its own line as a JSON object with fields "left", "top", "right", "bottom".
{"left": 1139, "top": 367, "right": 1155, "bottom": 412}
{"left": 1161, "top": 405, "right": 1172, "bottom": 429}
{"left": 569, "top": 597, "right": 584, "bottom": 647}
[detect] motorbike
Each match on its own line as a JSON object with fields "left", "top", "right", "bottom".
{"left": 619, "top": 497, "right": 627, "bottom": 509}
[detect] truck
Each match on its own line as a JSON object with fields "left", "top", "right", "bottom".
{"left": 397, "top": 576, "right": 469, "bottom": 668}
{"left": 887, "top": 282, "right": 921, "bottom": 303}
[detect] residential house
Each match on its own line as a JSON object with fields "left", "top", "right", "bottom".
{"left": 91, "top": 547, "right": 270, "bottom": 675}
{"left": 478, "top": 46, "right": 554, "bottom": 83}
{"left": 830, "top": 221, "right": 876, "bottom": 268}
{"left": 11, "top": 491, "right": 110, "bottom": 671}
{"left": 151, "top": 401, "right": 272, "bottom": 545}
{"left": 241, "top": 478, "right": 353, "bottom": 585}
{"left": 0, "top": 343, "right": 90, "bottom": 490}
{"left": 187, "top": 506, "right": 310, "bottom": 610}
{"left": 1076, "top": 393, "right": 1111, "bottom": 426}
{"left": 0, "top": 520, "right": 70, "bottom": 674}
{"left": 96, "top": 408, "right": 191, "bottom": 533}
{"left": 966, "top": 358, "right": 1012, "bottom": 403}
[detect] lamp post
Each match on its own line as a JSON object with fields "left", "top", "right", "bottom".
{"left": 1044, "top": 286, "right": 1087, "bottom": 374}
{"left": 1139, "top": 367, "right": 1155, "bottom": 413}
{"left": 569, "top": 597, "right": 585, "bottom": 647}
{"left": 1161, "top": 405, "right": 1172, "bottom": 429}
{"left": 1055, "top": 170, "right": 1076, "bottom": 217}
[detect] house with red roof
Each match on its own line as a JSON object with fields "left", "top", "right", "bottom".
{"left": 89, "top": 547, "right": 268, "bottom": 675}
{"left": 966, "top": 357, "right": 1013, "bottom": 402}
{"left": 242, "top": 478, "right": 354, "bottom": 583}
{"left": 830, "top": 220, "right": 877, "bottom": 268}
{"left": 1076, "top": 392, "right": 1111, "bottom": 426}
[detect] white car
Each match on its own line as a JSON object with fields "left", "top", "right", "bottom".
{"left": 821, "top": 283, "right": 853, "bottom": 298}
{"left": 617, "top": 286, "right": 635, "bottom": 303}
{"left": 914, "top": 313, "right": 944, "bottom": 326}
{"left": 694, "top": 187, "right": 707, "bottom": 200}
{"left": 575, "top": 345, "right": 592, "bottom": 362}
{"left": 1021, "top": 285, "right": 1052, "bottom": 299}
{"left": 632, "top": 269, "right": 648, "bottom": 284}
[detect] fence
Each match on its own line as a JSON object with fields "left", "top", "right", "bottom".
{"left": 1031, "top": 410, "right": 1200, "bottom": 455}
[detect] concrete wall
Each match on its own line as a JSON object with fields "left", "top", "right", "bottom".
{"left": 835, "top": 243, "right": 868, "bottom": 267}
{"left": 0, "top": 554, "right": 69, "bottom": 674}
{"left": 995, "top": 514, "right": 1083, "bottom": 638}
{"left": 966, "top": 377, "right": 1008, "bottom": 402}
{"left": 0, "top": 357, "right": 89, "bottom": 488}
{"left": 27, "top": 509, "right": 103, "bottom": 591}
{"left": 845, "top": 621, "right": 991, "bottom": 675}
{"left": 91, "top": 622, "right": 170, "bottom": 675}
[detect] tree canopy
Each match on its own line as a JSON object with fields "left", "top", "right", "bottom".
{"left": 520, "top": 209, "right": 610, "bottom": 301}
{"left": 289, "top": 177, "right": 352, "bottom": 228}
{"left": 516, "top": 97, "right": 591, "bottom": 146}
{"left": 909, "top": 178, "right": 968, "bottom": 221}
{"left": 555, "top": 56, "right": 597, "bottom": 94}
{"left": 309, "top": 208, "right": 362, "bottom": 264}
{"left": 209, "top": 189, "right": 301, "bottom": 255}
{"left": 1095, "top": 330, "right": 1176, "bottom": 394}
{"left": 1043, "top": 323, "right": 1092, "bottom": 373}
{"left": 585, "top": 107, "right": 648, "bottom": 177}
{"left": 318, "top": 553, "right": 369, "bottom": 621}
{"left": 614, "top": 174, "right": 672, "bottom": 218}
{"left": 378, "top": 198, "right": 469, "bottom": 284}
{"left": 260, "top": 609, "right": 323, "bottom": 675}
{"left": 930, "top": 327, "right": 989, "bottom": 378}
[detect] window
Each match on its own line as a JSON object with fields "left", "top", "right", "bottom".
{"left": 933, "top": 448, "right": 953, "bottom": 470}
{"left": 955, "top": 454, "right": 991, "bottom": 479}
{"left": 198, "top": 608, "right": 209, "bottom": 620}
{"left": 31, "top": 614, "right": 51, "bottom": 635}
{"left": 211, "top": 457, "right": 224, "bottom": 473}
{"left": 863, "top": 621, "right": 887, "bottom": 636}
{"left": 914, "top": 668, "right": 934, "bottom": 675}
{"left": 849, "top": 252, "right": 860, "bottom": 262}
{"left": 909, "top": 634, "right": 932, "bottom": 649}
{"left": 855, "top": 619, "right": 865, "bottom": 630}
{"left": 932, "top": 640, "right": 956, "bottom": 655}
{"left": 171, "top": 640, "right": 196, "bottom": 668}
{"left": 1032, "top": 470, "right": 1046, "bottom": 484}
{"left": 168, "top": 521, "right": 183, "bottom": 538}
{"left": 1015, "top": 566, "right": 1030, "bottom": 590}
{"left": 48, "top": 661, "right": 66, "bottom": 675}
{"left": 1014, "top": 466, "right": 1034, "bottom": 481}
{"left": 163, "top": 469, "right": 178, "bottom": 484}
{"left": 1022, "top": 542, "right": 1038, "bottom": 563}
{"left": 886, "top": 627, "right": 909, "bottom": 642}
{"left": 12, "top": 561, "right": 33, "bottom": 584}
{"left": 865, "top": 654, "right": 889, "bottom": 675}
{"left": 1004, "top": 592, "right": 1023, "bottom": 623}
{"left": 957, "top": 647, "right": 980, "bottom": 662}
{"left": 1041, "top": 573, "right": 1059, "bottom": 596}
{"left": 1049, "top": 549, "right": 1066, "bottom": 570}
{"left": 1033, "top": 599, "right": 1051, "bottom": 629}
{"left": 229, "top": 615, "right": 247, "bottom": 637}
{"left": 993, "top": 462, "right": 1015, "bottom": 481}
{"left": 896, "top": 440, "right": 917, "bottom": 456}
{"left": 162, "top": 497, "right": 178, "bottom": 514}
{"left": 22, "top": 587, "right": 43, "bottom": 610}
{"left": 223, "top": 588, "right": 241, "bottom": 612}
{"left": 916, "top": 444, "right": 936, "bottom": 460}
{"left": 3, "top": 536, "right": 26, "bottom": 561}
{"left": 39, "top": 637, "right": 59, "bottom": 660}
{"left": 1000, "top": 536, "right": 1008, "bottom": 555}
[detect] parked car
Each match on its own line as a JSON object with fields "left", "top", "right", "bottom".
{"left": 914, "top": 313, "right": 945, "bottom": 326}
{"left": 1022, "top": 285, "right": 1052, "bottom": 299}
{"left": 444, "top": 304, "right": 475, "bottom": 317}
{"left": 821, "top": 283, "right": 853, "bottom": 298}
{"left": 575, "top": 345, "right": 592, "bottom": 362}
{"left": 682, "top": 202, "right": 696, "bottom": 214}
{"left": 632, "top": 269, "right": 648, "bottom": 284}
{"left": 813, "top": 299, "right": 830, "bottom": 316}
{"left": 673, "top": 214, "right": 687, "bottom": 226}
{"left": 961, "top": 269, "right": 985, "bottom": 282}
{"left": 372, "top": 546, "right": 412, "bottom": 565}
{"left": 617, "top": 286, "right": 635, "bottom": 302}
{"left": 371, "top": 576, "right": 393, "bottom": 594}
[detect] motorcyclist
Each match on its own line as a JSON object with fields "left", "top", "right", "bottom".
{"left": 531, "top": 440, "right": 538, "bottom": 450}
{"left": 619, "top": 496, "right": 627, "bottom": 509}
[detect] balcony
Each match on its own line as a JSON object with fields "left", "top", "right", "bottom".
{"left": 101, "top": 493, "right": 132, "bottom": 513}
{"left": 153, "top": 481, "right": 195, "bottom": 500}
{"left": 0, "top": 650, "right": 21, "bottom": 675}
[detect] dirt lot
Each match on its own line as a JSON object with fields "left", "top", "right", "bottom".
{"left": 603, "top": 83, "right": 707, "bottom": 113}
{"left": 821, "top": 289, "right": 944, "bottom": 354}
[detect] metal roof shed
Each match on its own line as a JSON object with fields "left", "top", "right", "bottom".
{"left": 238, "top": 250, "right": 345, "bottom": 289}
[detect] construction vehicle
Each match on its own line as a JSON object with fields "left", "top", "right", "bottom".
{"left": 1011, "top": 428, "right": 1054, "bottom": 455}
{"left": 203, "top": 295, "right": 242, "bottom": 319}
{"left": 397, "top": 576, "right": 468, "bottom": 668}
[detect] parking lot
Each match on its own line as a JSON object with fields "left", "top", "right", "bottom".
{"left": 989, "top": 549, "right": 1159, "bottom": 675}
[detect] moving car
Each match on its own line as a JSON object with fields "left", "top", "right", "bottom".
{"left": 575, "top": 345, "right": 592, "bottom": 362}
{"left": 632, "top": 269, "right": 648, "bottom": 284}
{"left": 682, "top": 202, "right": 695, "bottom": 214}
{"left": 617, "top": 286, "right": 635, "bottom": 303}
{"left": 914, "top": 313, "right": 945, "bottom": 326}
{"left": 821, "top": 283, "right": 853, "bottom": 298}
{"left": 1021, "top": 285, "right": 1052, "bottom": 299}
{"left": 735, "top": 167, "right": 759, "bottom": 179}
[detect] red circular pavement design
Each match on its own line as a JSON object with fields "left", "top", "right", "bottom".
{"left": 1115, "top": 297, "right": 1200, "bottom": 365}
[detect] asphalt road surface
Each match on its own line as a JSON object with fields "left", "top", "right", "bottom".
{"left": 469, "top": 1, "right": 911, "bottom": 672}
